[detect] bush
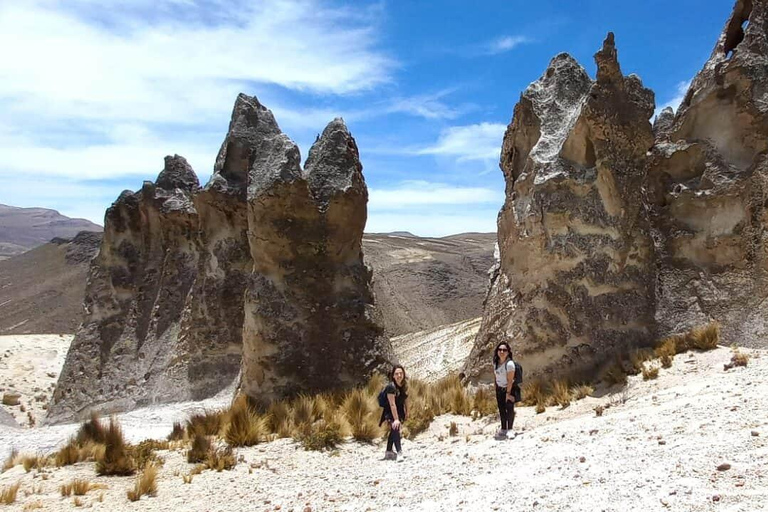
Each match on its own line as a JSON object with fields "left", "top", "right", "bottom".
{"left": 601, "top": 363, "right": 628, "bottom": 386}
{"left": 298, "top": 411, "right": 347, "bottom": 451}
{"left": 60, "top": 479, "right": 96, "bottom": 497}
{"left": 471, "top": 386, "right": 497, "bottom": 416}
{"left": 130, "top": 440, "right": 167, "bottom": 470}
{"left": 127, "top": 463, "right": 158, "bottom": 501}
{"left": 21, "top": 454, "right": 48, "bottom": 472}
{"left": 95, "top": 418, "right": 135, "bottom": 476}
{"left": 690, "top": 322, "right": 720, "bottom": 350}
{"left": 571, "top": 384, "right": 594, "bottom": 400}
{"left": 551, "top": 380, "right": 571, "bottom": 408}
{"left": 267, "top": 401, "right": 293, "bottom": 438}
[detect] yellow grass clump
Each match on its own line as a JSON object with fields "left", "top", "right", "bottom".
{"left": 95, "top": 418, "right": 135, "bottom": 476}
{"left": 341, "top": 389, "right": 381, "bottom": 442}
{"left": 1, "top": 482, "right": 20, "bottom": 505}
{"left": 127, "top": 463, "right": 158, "bottom": 501}
{"left": 224, "top": 395, "right": 268, "bottom": 447}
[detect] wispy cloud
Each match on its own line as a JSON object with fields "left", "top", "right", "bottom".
{"left": 654, "top": 80, "right": 692, "bottom": 119}
{"left": 416, "top": 123, "right": 506, "bottom": 162}
{"left": 486, "top": 35, "right": 530, "bottom": 55}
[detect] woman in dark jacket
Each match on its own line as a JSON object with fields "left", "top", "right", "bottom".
{"left": 380, "top": 365, "right": 408, "bottom": 461}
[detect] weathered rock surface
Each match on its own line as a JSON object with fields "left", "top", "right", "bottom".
{"left": 48, "top": 96, "right": 390, "bottom": 422}
{"left": 466, "top": 35, "right": 657, "bottom": 382}
{"left": 646, "top": 0, "right": 768, "bottom": 348}
{"left": 240, "top": 100, "right": 390, "bottom": 402}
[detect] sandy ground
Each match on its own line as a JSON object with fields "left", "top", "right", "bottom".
{"left": 0, "top": 335, "right": 72, "bottom": 428}
{"left": 0, "top": 341, "right": 766, "bottom": 511}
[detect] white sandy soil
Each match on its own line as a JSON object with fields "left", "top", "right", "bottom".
{"left": 0, "top": 339, "right": 766, "bottom": 511}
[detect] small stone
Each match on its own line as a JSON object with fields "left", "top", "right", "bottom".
{"left": 658, "top": 440, "right": 667, "bottom": 445}
{"left": 751, "top": 431, "right": 759, "bottom": 437}
{"left": 712, "top": 495, "right": 721, "bottom": 502}
{"left": 304, "top": 508, "right": 312, "bottom": 512}
{"left": 717, "top": 463, "right": 731, "bottom": 471}
{"left": 735, "top": 481, "right": 745, "bottom": 487}
{"left": 579, "top": 457, "right": 586, "bottom": 463}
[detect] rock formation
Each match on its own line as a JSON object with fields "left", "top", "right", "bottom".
{"left": 465, "top": 35, "right": 657, "bottom": 382}
{"left": 646, "top": 0, "right": 768, "bottom": 348}
{"left": 48, "top": 96, "right": 390, "bottom": 423}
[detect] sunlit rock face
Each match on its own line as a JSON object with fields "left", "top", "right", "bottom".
{"left": 48, "top": 95, "right": 391, "bottom": 423}
{"left": 646, "top": 0, "right": 768, "bottom": 348}
{"left": 465, "top": 34, "right": 657, "bottom": 382}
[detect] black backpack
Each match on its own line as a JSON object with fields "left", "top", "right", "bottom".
{"left": 377, "top": 387, "right": 389, "bottom": 408}
{"left": 513, "top": 361, "right": 523, "bottom": 401}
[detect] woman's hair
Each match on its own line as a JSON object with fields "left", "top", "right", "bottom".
{"left": 493, "top": 342, "right": 513, "bottom": 368}
{"left": 390, "top": 364, "right": 408, "bottom": 393}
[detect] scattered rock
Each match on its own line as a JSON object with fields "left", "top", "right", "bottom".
{"left": 717, "top": 463, "right": 732, "bottom": 471}
{"left": 2, "top": 392, "right": 20, "bottom": 406}
{"left": 751, "top": 431, "right": 759, "bottom": 437}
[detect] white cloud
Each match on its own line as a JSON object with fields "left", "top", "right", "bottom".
{"left": 416, "top": 123, "right": 506, "bottom": 162}
{"left": 369, "top": 181, "right": 502, "bottom": 210}
{"left": 654, "top": 80, "right": 692, "bottom": 120}
{"left": 487, "top": 35, "right": 529, "bottom": 55}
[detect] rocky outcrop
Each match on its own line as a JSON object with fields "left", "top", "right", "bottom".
{"left": 646, "top": 0, "right": 768, "bottom": 348}
{"left": 240, "top": 100, "right": 390, "bottom": 402}
{"left": 47, "top": 96, "right": 389, "bottom": 423}
{"left": 465, "top": 35, "right": 657, "bottom": 382}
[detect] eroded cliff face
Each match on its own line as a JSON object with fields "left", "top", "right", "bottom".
{"left": 48, "top": 96, "right": 390, "bottom": 423}
{"left": 49, "top": 156, "right": 203, "bottom": 422}
{"left": 647, "top": 0, "right": 768, "bottom": 347}
{"left": 466, "top": 35, "right": 657, "bottom": 382}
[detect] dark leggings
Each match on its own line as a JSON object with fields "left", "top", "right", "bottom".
{"left": 495, "top": 386, "right": 515, "bottom": 430}
{"left": 386, "top": 423, "right": 402, "bottom": 452}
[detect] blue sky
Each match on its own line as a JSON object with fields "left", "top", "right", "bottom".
{"left": 0, "top": 0, "right": 733, "bottom": 236}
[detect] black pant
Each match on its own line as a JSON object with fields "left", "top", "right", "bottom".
{"left": 386, "top": 423, "right": 402, "bottom": 452}
{"left": 496, "top": 386, "right": 515, "bottom": 430}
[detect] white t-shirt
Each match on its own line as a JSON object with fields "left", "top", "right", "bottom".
{"left": 494, "top": 359, "right": 515, "bottom": 387}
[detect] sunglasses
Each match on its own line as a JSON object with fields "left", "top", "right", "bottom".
{"left": 497, "top": 348, "right": 508, "bottom": 352}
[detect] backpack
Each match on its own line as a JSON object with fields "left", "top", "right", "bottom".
{"left": 377, "top": 387, "right": 389, "bottom": 408}
{"left": 512, "top": 361, "right": 523, "bottom": 402}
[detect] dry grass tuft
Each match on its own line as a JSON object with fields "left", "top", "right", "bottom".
{"left": 535, "top": 403, "right": 546, "bottom": 414}
{"left": 520, "top": 380, "right": 544, "bottom": 407}
{"left": 267, "top": 401, "right": 293, "bottom": 438}
{"left": 341, "top": 389, "right": 380, "bottom": 442}
{"left": 95, "top": 418, "right": 135, "bottom": 476}
{"left": 550, "top": 380, "right": 571, "bottom": 408}
{"left": 205, "top": 446, "right": 236, "bottom": 472}
{"left": 22, "top": 500, "right": 43, "bottom": 511}
{"left": 224, "top": 395, "right": 268, "bottom": 447}
{"left": 130, "top": 440, "right": 167, "bottom": 470}
{"left": 601, "top": 363, "right": 628, "bottom": 386}
{"left": 76, "top": 412, "right": 107, "bottom": 445}
{"left": 449, "top": 422, "right": 458, "bottom": 436}
{"left": 0, "top": 482, "right": 20, "bottom": 504}
{"left": 20, "top": 454, "right": 48, "bottom": 473}
{"left": 571, "top": 384, "right": 594, "bottom": 400}
{"left": 168, "top": 422, "right": 185, "bottom": 442}
{"left": 594, "top": 405, "right": 604, "bottom": 417}
{"left": 60, "top": 479, "right": 99, "bottom": 497}
{"left": 2, "top": 448, "right": 17, "bottom": 473}
{"left": 725, "top": 348, "right": 750, "bottom": 370}
{"left": 298, "top": 410, "right": 348, "bottom": 451}
{"left": 186, "top": 433, "right": 210, "bottom": 464}
{"left": 365, "top": 373, "right": 387, "bottom": 397}
{"left": 471, "top": 386, "right": 497, "bottom": 417}
{"left": 127, "top": 463, "right": 158, "bottom": 502}
{"left": 690, "top": 322, "right": 720, "bottom": 350}
{"left": 72, "top": 497, "right": 83, "bottom": 507}
{"left": 642, "top": 365, "right": 659, "bottom": 380}
{"left": 186, "top": 410, "right": 224, "bottom": 437}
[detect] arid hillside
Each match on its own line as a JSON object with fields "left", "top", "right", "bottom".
{"left": 0, "top": 204, "right": 101, "bottom": 260}
{"left": 0, "top": 229, "right": 495, "bottom": 337}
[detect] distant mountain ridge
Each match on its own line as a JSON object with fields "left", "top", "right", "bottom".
{"left": 0, "top": 204, "right": 101, "bottom": 260}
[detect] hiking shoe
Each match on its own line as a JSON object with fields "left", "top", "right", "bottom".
{"left": 384, "top": 451, "right": 397, "bottom": 461}
{"left": 494, "top": 429, "right": 507, "bottom": 440}
{"left": 397, "top": 451, "right": 406, "bottom": 461}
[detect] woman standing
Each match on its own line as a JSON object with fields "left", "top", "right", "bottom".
{"left": 493, "top": 342, "right": 516, "bottom": 440}
{"left": 380, "top": 365, "right": 408, "bottom": 461}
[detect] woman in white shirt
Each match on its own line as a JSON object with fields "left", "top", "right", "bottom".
{"left": 492, "top": 342, "right": 515, "bottom": 440}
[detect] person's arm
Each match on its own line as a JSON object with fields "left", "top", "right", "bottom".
{"left": 387, "top": 392, "right": 401, "bottom": 430}
{"left": 506, "top": 361, "right": 515, "bottom": 402}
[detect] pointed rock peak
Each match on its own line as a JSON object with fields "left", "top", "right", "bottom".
{"left": 156, "top": 155, "right": 199, "bottom": 192}
{"left": 228, "top": 93, "right": 282, "bottom": 138}
{"left": 595, "top": 32, "right": 622, "bottom": 84}
{"left": 304, "top": 117, "right": 363, "bottom": 206}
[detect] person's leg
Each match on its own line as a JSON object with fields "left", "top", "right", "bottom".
{"left": 495, "top": 386, "right": 508, "bottom": 430}
{"left": 391, "top": 427, "right": 402, "bottom": 453}
{"left": 386, "top": 426, "right": 395, "bottom": 452}
{"left": 507, "top": 400, "right": 515, "bottom": 430}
